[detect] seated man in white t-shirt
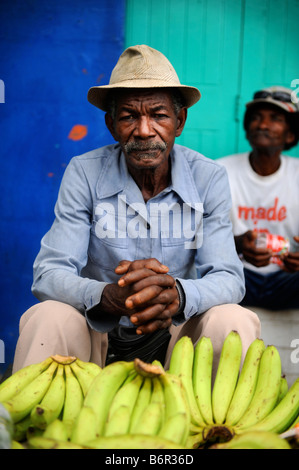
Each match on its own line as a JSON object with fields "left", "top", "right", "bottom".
{"left": 218, "top": 86, "right": 299, "bottom": 310}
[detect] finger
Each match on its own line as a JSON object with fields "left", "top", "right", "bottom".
{"left": 282, "top": 256, "right": 299, "bottom": 272}
{"left": 145, "top": 287, "right": 178, "bottom": 306}
{"left": 136, "top": 318, "right": 172, "bottom": 335}
{"left": 130, "top": 298, "right": 179, "bottom": 326}
{"left": 118, "top": 269, "right": 163, "bottom": 287}
{"left": 131, "top": 258, "right": 169, "bottom": 273}
{"left": 115, "top": 260, "right": 132, "bottom": 274}
{"left": 125, "top": 285, "right": 164, "bottom": 309}
{"left": 243, "top": 250, "right": 272, "bottom": 267}
{"left": 119, "top": 258, "right": 169, "bottom": 274}
{"left": 120, "top": 272, "right": 175, "bottom": 290}
{"left": 130, "top": 303, "right": 167, "bottom": 325}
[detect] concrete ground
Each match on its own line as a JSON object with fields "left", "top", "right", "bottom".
{"left": 248, "top": 307, "right": 299, "bottom": 387}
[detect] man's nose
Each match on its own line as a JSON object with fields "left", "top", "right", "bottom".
{"left": 134, "top": 116, "right": 155, "bottom": 138}
{"left": 257, "top": 115, "right": 270, "bottom": 129}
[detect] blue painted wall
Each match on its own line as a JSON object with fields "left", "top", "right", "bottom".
{"left": 0, "top": 0, "right": 125, "bottom": 374}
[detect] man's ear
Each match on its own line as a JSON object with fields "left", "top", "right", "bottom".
{"left": 105, "top": 113, "right": 118, "bottom": 141}
{"left": 285, "top": 129, "right": 296, "bottom": 147}
{"left": 175, "top": 107, "right": 187, "bottom": 137}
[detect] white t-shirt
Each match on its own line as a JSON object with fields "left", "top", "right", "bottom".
{"left": 218, "top": 153, "right": 299, "bottom": 273}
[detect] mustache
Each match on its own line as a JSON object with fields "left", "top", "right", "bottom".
{"left": 124, "top": 141, "right": 167, "bottom": 154}
{"left": 250, "top": 129, "right": 271, "bottom": 138}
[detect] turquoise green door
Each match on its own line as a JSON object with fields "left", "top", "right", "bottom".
{"left": 125, "top": 0, "right": 299, "bottom": 158}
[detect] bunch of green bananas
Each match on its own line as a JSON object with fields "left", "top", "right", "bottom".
{"left": 169, "top": 331, "right": 299, "bottom": 449}
{"left": 26, "top": 357, "right": 191, "bottom": 449}
{"left": 0, "top": 354, "right": 101, "bottom": 443}
{"left": 1, "top": 331, "right": 299, "bottom": 450}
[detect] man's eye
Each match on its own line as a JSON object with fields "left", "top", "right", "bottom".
{"left": 154, "top": 113, "right": 168, "bottom": 119}
{"left": 120, "top": 115, "right": 134, "bottom": 121}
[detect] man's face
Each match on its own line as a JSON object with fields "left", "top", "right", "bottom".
{"left": 246, "top": 105, "right": 295, "bottom": 151}
{"left": 105, "top": 89, "right": 186, "bottom": 171}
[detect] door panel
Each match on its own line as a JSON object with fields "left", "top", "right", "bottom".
{"left": 125, "top": 0, "right": 243, "bottom": 159}
{"left": 125, "top": 0, "right": 299, "bottom": 158}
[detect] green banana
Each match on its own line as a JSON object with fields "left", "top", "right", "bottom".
{"left": 12, "top": 413, "right": 33, "bottom": 442}
{"left": 122, "top": 369, "right": 138, "bottom": 385}
{"left": 30, "top": 364, "right": 66, "bottom": 429}
{"left": 104, "top": 372, "right": 143, "bottom": 429}
{"left": 11, "top": 440, "right": 25, "bottom": 449}
{"left": 70, "top": 405, "right": 99, "bottom": 445}
{"left": 103, "top": 372, "right": 143, "bottom": 437}
{"left": 85, "top": 434, "right": 186, "bottom": 449}
{"left": 29, "top": 436, "right": 85, "bottom": 449}
{"left": 81, "top": 360, "right": 135, "bottom": 438}
{"left": 287, "top": 412, "right": 299, "bottom": 430}
{"left": 104, "top": 405, "right": 132, "bottom": 437}
{"left": 168, "top": 336, "right": 206, "bottom": 427}
{"left": 211, "top": 330, "right": 242, "bottom": 424}
{"left": 129, "top": 376, "right": 152, "bottom": 433}
{"left": 42, "top": 418, "right": 69, "bottom": 441}
{"left": 74, "top": 359, "right": 102, "bottom": 378}
{"left": 70, "top": 360, "right": 98, "bottom": 397}
{"left": 209, "top": 430, "right": 291, "bottom": 449}
{"left": 2, "top": 360, "right": 58, "bottom": 423}
{"left": 192, "top": 336, "right": 214, "bottom": 425}
{"left": 152, "top": 359, "right": 164, "bottom": 369}
{"left": 276, "top": 375, "right": 289, "bottom": 405}
{"left": 235, "top": 345, "right": 282, "bottom": 431}
{"left": 150, "top": 375, "right": 165, "bottom": 424}
{"left": 225, "top": 338, "right": 265, "bottom": 426}
{"left": 25, "top": 424, "right": 44, "bottom": 440}
{"left": 245, "top": 378, "right": 299, "bottom": 434}
{"left": 62, "top": 364, "right": 84, "bottom": 437}
{"left": 0, "top": 357, "right": 53, "bottom": 403}
{"left": 185, "top": 432, "right": 205, "bottom": 449}
{"left": 158, "top": 411, "right": 189, "bottom": 445}
{"left": 131, "top": 401, "right": 163, "bottom": 436}
{"left": 158, "top": 372, "right": 190, "bottom": 445}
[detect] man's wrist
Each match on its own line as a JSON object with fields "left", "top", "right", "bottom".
{"left": 175, "top": 280, "right": 186, "bottom": 315}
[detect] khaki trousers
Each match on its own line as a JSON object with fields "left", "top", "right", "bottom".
{"left": 12, "top": 300, "right": 261, "bottom": 381}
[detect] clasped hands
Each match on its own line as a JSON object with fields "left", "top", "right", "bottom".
{"left": 101, "top": 258, "right": 180, "bottom": 335}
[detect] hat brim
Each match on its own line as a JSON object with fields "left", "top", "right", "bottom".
{"left": 246, "top": 97, "right": 297, "bottom": 114}
{"left": 87, "top": 80, "right": 201, "bottom": 111}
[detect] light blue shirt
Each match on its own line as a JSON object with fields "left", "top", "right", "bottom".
{"left": 32, "top": 143, "right": 245, "bottom": 332}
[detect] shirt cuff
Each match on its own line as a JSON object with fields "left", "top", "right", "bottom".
{"left": 84, "top": 281, "right": 119, "bottom": 333}
{"left": 171, "top": 279, "right": 187, "bottom": 325}
{"left": 172, "top": 277, "right": 201, "bottom": 326}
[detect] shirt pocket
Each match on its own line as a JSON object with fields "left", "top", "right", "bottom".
{"left": 160, "top": 231, "right": 196, "bottom": 275}
{"left": 89, "top": 219, "right": 128, "bottom": 270}
{"left": 159, "top": 203, "right": 203, "bottom": 275}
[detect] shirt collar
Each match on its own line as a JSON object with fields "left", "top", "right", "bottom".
{"left": 96, "top": 143, "right": 202, "bottom": 208}
{"left": 170, "top": 144, "right": 202, "bottom": 208}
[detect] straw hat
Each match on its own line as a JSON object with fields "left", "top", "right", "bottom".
{"left": 87, "top": 45, "right": 201, "bottom": 111}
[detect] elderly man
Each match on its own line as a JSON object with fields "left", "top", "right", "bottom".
{"left": 218, "top": 86, "right": 299, "bottom": 310}
{"left": 12, "top": 45, "right": 260, "bottom": 375}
